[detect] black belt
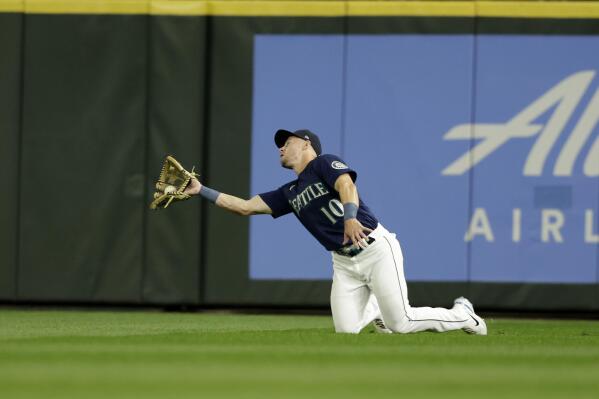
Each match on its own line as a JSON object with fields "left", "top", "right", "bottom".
{"left": 334, "top": 237, "right": 376, "bottom": 258}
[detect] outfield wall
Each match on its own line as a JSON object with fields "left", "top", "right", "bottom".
{"left": 1, "top": 0, "right": 598, "bottom": 311}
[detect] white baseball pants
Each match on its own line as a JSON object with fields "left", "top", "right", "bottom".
{"left": 330, "top": 224, "right": 471, "bottom": 334}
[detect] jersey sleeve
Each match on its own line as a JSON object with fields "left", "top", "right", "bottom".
{"left": 258, "top": 186, "right": 293, "bottom": 219}
{"left": 313, "top": 154, "right": 358, "bottom": 189}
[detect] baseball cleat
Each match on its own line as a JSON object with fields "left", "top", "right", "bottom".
{"left": 372, "top": 318, "right": 393, "bottom": 334}
{"left": 454, "top": 297, "right": 487, "bottom": 336}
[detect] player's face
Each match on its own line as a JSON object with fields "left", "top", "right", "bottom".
{"left": 279, "top": 136, "right": 305, "bottom": 169}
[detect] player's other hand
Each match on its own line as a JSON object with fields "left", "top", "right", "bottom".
{"left": 343, "top": 219, "right": 373, "bottom": 249}
{"left": 184, "top": 177, "right": 202, "bottom": 196}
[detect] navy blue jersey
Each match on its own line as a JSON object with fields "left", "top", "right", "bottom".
{"left": 258, "top": 154, "right": 378, "bottom": 251}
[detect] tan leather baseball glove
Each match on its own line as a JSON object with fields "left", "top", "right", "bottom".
{"left": 149, "top": 155, "right": 199, "bottom": 210}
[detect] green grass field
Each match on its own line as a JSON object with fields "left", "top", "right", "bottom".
{"left": 1, "top": 310, "right": 598, "bottom": 399}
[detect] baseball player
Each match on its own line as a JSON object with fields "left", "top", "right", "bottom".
{"left": 185, "top": 129, "right": 487, "bottom": 335}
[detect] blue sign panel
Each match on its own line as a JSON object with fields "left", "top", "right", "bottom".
{"left": 250, "top": 34, "right": 599, "bottom": 283}
{"left": 469, "top": 36, "right": 599, "bottom": 283}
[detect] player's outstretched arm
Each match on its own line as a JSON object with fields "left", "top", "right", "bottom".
{"left": 184, "top": 178, "right": 272, "bottom": 216}
{"left": 216, "top": 193, "right": 272, "bottom": 216}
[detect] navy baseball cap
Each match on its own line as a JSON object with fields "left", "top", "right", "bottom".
{"left": 274, "top": 129, "right": 322, "bottom": 155}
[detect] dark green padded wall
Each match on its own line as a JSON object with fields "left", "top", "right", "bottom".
{"left": 0, "top": 13, "right": 22, "bottom": 300}
{"left": 18, "top": 15, "right": 147, "bottom": 302}
{"left": 143, "top": 16, "right": 207, "bottom": 304}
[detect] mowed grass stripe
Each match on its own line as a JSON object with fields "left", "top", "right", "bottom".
{"left": 0, "top": 310, "right": 331, "bottom": 338}
{"left": 1, "top": 310, "right": 598, "bottom": 399}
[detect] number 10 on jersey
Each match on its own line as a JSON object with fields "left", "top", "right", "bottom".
{"left": 321, "top": 199, "right": 344, "bottom": 224}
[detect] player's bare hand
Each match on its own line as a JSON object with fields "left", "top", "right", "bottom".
{"left": 184, "top": 177, "right": 202, "bottom": 196}
{"left": 343, "top": 219, "right": 373, "bottom": 249}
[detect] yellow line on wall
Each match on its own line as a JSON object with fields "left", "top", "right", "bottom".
{"left": 478, "top": 1, "right": 599, "bottom": 19}
{"left": 206, "top": 1, "right": 346, "bottom": 17}
{"left": 1, "top": 0, "right": 599, "bottom": 18}
{"left": 151, "top": 0, "right": 208, "bottom": 15}
{"left": 348, "top": 1, "right": 476, "bottom": 17}
{"left": 0, "top": 0, "right": 22, "bottom": 13}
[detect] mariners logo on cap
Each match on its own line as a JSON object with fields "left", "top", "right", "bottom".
{"left": 331, "top": 161, "right": 348, "bottom": 170}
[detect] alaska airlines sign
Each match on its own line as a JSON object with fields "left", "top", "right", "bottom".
{"left": 441, "top": 71, "right": 599, "bottom": 245}
{"left": 250, "top": 34, "right": 598, "bottom": 282}
{"left": 442, "top": 71, "right": 599, "bottom": 177}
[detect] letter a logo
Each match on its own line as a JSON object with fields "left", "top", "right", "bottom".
{"left": 442, "top": 71, "right": 598, "bottom": 177}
